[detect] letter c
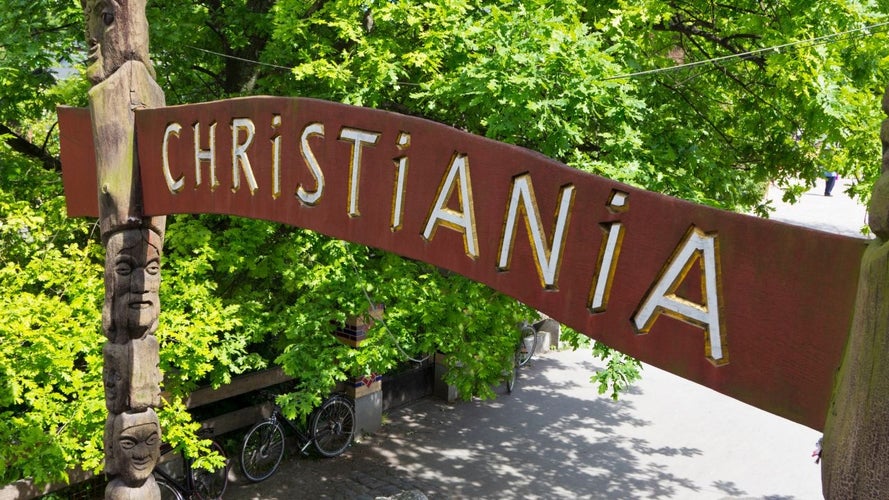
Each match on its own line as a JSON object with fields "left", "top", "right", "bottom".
{"left": 162, "top": 122, "right": 185, "bottom": 193}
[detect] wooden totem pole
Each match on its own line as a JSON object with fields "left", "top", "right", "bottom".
{"left": 821, "top": 87, "right": 889, "bottom": 497}
{"left": 82, "top": 0, "right": 166, "bottom": 498}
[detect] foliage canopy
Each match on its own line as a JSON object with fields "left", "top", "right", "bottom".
{"left": 2, "top": 0, "right": 888, "bottom": 486}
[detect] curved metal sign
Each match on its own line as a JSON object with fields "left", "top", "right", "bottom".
{"left": 59, "top": 97, "right": 866, "bottom": 430}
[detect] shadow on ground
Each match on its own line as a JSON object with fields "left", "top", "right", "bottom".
{"left": 227, "top": 354, "right": 717, "bottom": 499}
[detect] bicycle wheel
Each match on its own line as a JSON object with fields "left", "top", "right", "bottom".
{"left": 517, "top": 323, "right": 537, "bottom": 367}
{"left": 192, "top": 441, "right": 229, "bottom": 500}
{"left": 155, "top": 476, "right": 184, "bottom": 500}
{"left": 240, "top": 419, "right": 286, "bottom": 482}
{"left": 505, "top": 362, "right": 517, "bottom": 393}
{"left": 311, "top": 396, "right": 355, "bottom": 458}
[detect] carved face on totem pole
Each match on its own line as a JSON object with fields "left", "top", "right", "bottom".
{"left": 107, "top": 409, "right": 161, "bottom": 484}
{"left": 103, "top": 228, "right": 162, "bottom": 343}
{"left": 82, "top": 0, "right": 153, "bottom": 84}
{"left": 103, "top": 345, "right": 126, "bottom": 410}
{"left": 103, "top": 337, "right": 161, "bottom": 413}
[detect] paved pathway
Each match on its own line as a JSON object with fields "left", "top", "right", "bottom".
{"left": 227, "top": 349, "right": 826, "bottom": 499}
{"left": 764, "top": 177, "right": 870, "bottom": 238}
{"left": 227, "top": 179, "right": 869, "bottom": 499}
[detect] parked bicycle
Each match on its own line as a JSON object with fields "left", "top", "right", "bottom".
{"left": 517, "top": 320, "right": 538, "bottom": 367}
{"left": 240, "top": 393, "right": 355, "bottom": 482}
{"left": 505, "top": 321, "right": 538, "bottom": 393}
{"left": 154, "top": 431, "right": 229, "bottom": 500}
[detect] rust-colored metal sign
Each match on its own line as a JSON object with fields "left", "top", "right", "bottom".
{"left": 58, "top": 97, "right": 867, "bottom": 430}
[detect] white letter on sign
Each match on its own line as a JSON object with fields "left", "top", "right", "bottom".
{"left": 271, "top": 115, "right": 282, "bottom": 199}
{"left": 391, "top": 132, "right": 410, "bottom": 231}
{"left": 422, "top": 153, "right": 478, "bottom": 258}
{"left": 339, "top": 127, "right": 381, "bottom": 217}
{"left": 162, "top": 122, "right": 184, "bottom": 193}
{"left": 632, "top": 226, "right": 727, "bottom": 365}
{"left": 194, "top": 121, "right": 218, "bottom": 191}
{"left": 231, "top": 118, "right": 258, "bottom": 194}
{"left": 497, "top": 174, "right": 574, "bottom": 289}
{"left": 297, "top": 123, "right": 325, "bottom": 205}
{"left": 588, "top": 190, "right": 629, "bottom": 312}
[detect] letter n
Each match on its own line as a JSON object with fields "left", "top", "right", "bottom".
{"left": 497, "top": 174, "right": 574, "bottom": 289}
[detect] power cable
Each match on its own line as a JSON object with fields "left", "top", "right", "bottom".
{"left": 185, "top": 45, "right": 293, "bottom": 71}
{"left": 604, "top": 20, "right": 889, "bottom": 81}
{"left": 183, "top": 20, "right": 889, "bottom": 83}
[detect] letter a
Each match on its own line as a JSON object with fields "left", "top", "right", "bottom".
{"left": 422, "top": 154, "right": 478, "bottom": 258}
{"left": 632, "top": 226, "right": 727, "bottom": 366}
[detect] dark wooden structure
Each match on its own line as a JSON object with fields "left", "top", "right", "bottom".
{"left": 59, "top": 97, "right": 866, "bottom": 432}
{"left": 65, "top": 4, "right": 889, "bottom": 497}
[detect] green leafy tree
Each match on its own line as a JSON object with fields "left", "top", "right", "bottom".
{"left": 2, "top": 0, "right": 889, "bottom": 486}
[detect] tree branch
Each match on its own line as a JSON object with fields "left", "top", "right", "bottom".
{"left": 654, "top": 16, "right": 766, "bottom": 69}
{"left": 303, "top": 0, "right": 331, "bottom": 18}
{"left": 30, "top": 21, "right": 80, "bottom": 37}
{"left": 0, "top": 123, "right": 60, "bottom": 171}
{"left": 657, "top": 80, "right": 739, "bottom": 154}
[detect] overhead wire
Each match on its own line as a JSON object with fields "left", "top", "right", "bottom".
{"left": 604, "top": 20, "right": 889, "bottom": 81}
{"left": 184, "top": 19, "right": 889, "bottom": 82}
{"left": 185, "top": 44, "right": 293, "bottom": 71}
{"left": 183, "top": 20, "right": 889, "bottom": 84}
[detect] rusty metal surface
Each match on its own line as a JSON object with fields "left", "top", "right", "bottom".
{"left": 58, "top": 97, "right": 867, "bottom": 430}
{"left": 57, "top": 106, "right": 98, "bottom": 218}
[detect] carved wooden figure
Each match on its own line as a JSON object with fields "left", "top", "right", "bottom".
{"left": 82, "top": 0, "right": 166, "bottom": 497}
{"left": 103, "top": 337, "right": 161, "bottom": 413}
{"left": 821, "top": 87, "right": 889, "bottom": 498}
{"left": 104, "top": 409, "right": 162, "bottom": 499}
{"left": 103, "top": 227, "right": 163, "bottom": 344}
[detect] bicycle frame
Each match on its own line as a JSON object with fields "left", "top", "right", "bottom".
{"left": 516, "top": 321, "right": 538, "bottom": 366}
{"left": 154, "top": 462, "right": 196, "bottom": 497}
{"left": 240, "top": 393, "right": 355, "bottom": 482}
{"left": 267, "top": 409, "right": 315, "bottom": 454}
{"left": 153, "top": 438, "right": 228, "bottom": 500}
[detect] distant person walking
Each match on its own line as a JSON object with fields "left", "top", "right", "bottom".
{"left": 824, "top": 170, "right": 838, "bottom": 197}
